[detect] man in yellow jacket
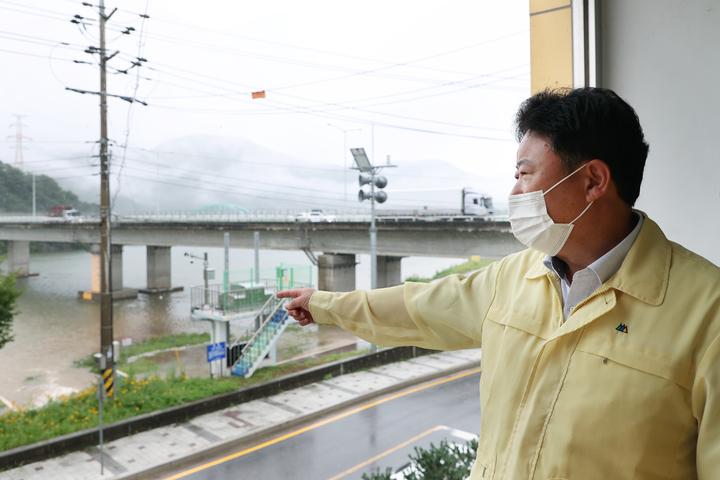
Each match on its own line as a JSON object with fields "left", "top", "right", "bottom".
{"left": 278, "top": 88, "right": 720, "bottom": 479}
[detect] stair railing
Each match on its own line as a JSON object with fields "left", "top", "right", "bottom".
{"left": 230, "top": 295, "right": 290, "bottom": 371}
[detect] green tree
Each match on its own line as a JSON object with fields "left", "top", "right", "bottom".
{"left": 0, "top": 161, "right": 99, "bottom": 214}
{"left": 0, "top": 255, "right": 23, "bottom": 350}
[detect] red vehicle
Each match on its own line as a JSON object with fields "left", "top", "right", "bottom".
{"left": 48, "top": 205, "right": 82, "bottom": 222}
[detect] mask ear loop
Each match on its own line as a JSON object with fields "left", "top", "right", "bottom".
{"left": 570, "top": 200, "right": 594, "bottom": 224}
{"left": 542, "top": 162, "right": 594, "bottom": 224}
{"left": 543, "top": 163, "right": 588, "bottom": 196}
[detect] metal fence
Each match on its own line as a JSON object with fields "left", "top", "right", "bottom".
{"left": 226, "top": 264, "right": 313, "bottom": 291}
{"left": 190, "top": 278, "right": 311, "bottom": 316}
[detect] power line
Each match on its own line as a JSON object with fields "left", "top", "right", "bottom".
{"left": 116, "top": 4, "right": 526, "bottom": 80}
{"left": 126, "top": 27, "right": 526, "bottom": 89}
{"left": 113, "top": 0, "right": 150, "bottom": 209}
{"left": 0, "top": 47, "right": 80, "bottom": 62}
{"left": 117, "top": 173, "right": 353, "bottom": 210}
{"left": 116, "top": 62, "right": 519, "bottom": 139}
{"left": 0, "top": 4, "right": 76, "bottom": 22}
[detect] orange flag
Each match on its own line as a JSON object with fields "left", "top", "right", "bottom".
{"left": 251, "top": 91, "right": 266, "bottom": 99}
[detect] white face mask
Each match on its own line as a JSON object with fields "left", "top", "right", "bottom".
{"left": 508, "top": 163, "right": 593, "bottom": 256}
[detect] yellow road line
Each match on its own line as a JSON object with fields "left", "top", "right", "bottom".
{"left": 162, "top": 367, "right": 481, "bottom": 480}
{"left": 326, "top": 425, "right": 443, "bottom": 480}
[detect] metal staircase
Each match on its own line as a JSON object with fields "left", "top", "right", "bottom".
{"left": 230, "top": 295, "right": 292, "bottom": 378}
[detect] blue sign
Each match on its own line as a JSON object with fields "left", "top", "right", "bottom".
{"left": 207, "top": 342, "right": 226, "bottom": 362}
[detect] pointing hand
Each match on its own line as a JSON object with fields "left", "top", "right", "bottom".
{"left": 277, "top": 288, "right": 317, "bottom": 326}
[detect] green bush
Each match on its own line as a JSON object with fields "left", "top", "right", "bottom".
{"left": 0, "top": 254, "right": 23, "bottom": 351}
{"left": 0, "top": 375, "right": 238, "bottom": 451}
{"left": 362, "top": 438, "right": 479, "bottom": 480}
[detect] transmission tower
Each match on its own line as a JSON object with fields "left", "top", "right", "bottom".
{"left": 7, "top": 114, "right": 30, "bottom": 170}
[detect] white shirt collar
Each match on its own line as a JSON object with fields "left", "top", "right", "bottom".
{"left": 543, "top": 211, "right": 644, "bottom": 319}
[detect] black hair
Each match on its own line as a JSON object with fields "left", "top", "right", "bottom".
{"left": 515, "top": 87, "right": 649, "bottom": 206}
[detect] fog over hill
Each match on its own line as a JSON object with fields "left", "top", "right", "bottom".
{"left": 53, "top": 135, "right": 513, "bottom": 214}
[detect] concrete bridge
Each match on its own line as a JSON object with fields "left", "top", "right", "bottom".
{"left": 0, "top": 216, "right": 523, "bottom": 294}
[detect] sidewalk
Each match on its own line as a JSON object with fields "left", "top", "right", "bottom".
{"left": 0, "top": 349, "right": 481, "bottom": 480}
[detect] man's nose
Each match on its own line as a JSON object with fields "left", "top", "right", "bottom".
{"left": 509, "top": 181, "right": 522, "bottom": 196}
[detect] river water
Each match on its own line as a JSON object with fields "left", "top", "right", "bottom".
{"left": 0, "top": 246, "right": 465, "bottom": 409}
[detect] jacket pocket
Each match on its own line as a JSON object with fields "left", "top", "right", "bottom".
{"left": 471, "top": 432, "right": 496, "bottom": 479}
{"left": 576, "top": 331, "right": 692, "bottom": 389}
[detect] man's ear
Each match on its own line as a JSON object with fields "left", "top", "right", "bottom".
{"left": 584, "top": 159, "right": 611, "bottom": 202}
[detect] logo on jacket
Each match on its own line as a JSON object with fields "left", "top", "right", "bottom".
{"left": 616, "top": 323, "right": 628, "bottom": 334}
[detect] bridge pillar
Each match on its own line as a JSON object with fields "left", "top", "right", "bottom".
{"left": 144, "top": 246, "right": 170, "bottom": 290}
{"left": 376, "top": 256, "right": 403, "bottom": 288}
{"left": 80, "top": 244, "right": 138, "bottom": 301}
{"left": 5, "top": 240, "right": 31, "bottom": 277}
{"left": 318, "top": 254, "right": 356, "bottom": 292}
{"left": 111, "top": 245, "right": 124, "bottom": 292}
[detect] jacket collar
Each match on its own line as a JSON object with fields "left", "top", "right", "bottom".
{"left": 524, "top": 211, "right": 670, "bottom": 306}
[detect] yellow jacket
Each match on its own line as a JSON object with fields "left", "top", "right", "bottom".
{"left": 309, "top": 215, "right": 720, "bottom": 479}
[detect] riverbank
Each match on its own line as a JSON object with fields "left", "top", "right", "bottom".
{"left": 0, "top": 248, "right": 467, "bottom": 410}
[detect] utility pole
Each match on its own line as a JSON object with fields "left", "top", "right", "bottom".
{"left": 98, "top": 0, "right": 114, "bottom": 383}
{"left": 67, "top": 0, "right": 146, "bottom": 437}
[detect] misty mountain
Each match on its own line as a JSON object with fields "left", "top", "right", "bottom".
{"left": 52, "top": 134, "right": 511, "bottom": 214}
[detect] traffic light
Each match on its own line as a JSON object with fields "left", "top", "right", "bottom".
{"left": 358, "top": 173, "right": 388, "bottom": 203}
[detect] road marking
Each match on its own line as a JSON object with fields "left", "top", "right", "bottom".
{"left": 326, "top": 425, "right": 443, "bottom": 480}
{"left": 162, "top": 367, "right": 481, "bottom": 480}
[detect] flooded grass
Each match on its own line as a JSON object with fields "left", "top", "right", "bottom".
{"left": 73, "top": 332, "right": 211, "bottom": 370}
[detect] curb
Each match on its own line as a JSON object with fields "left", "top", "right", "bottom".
{"left": 0, "top": 346, "right": 438, "bottom": 469}
{"left": 114, "top": 360, "right": 482, "bottom": 480}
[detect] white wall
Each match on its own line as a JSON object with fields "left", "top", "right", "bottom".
{"left": 600, "top": 0, "right": 720, "bottom": 264}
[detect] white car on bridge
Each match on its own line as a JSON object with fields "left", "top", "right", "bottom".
{"left": 295, "top": 210, "right": 336, "bottom": 223}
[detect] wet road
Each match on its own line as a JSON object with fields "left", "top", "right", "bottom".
{"left": 164, "top": 369, "right": 482, "bottom": 480}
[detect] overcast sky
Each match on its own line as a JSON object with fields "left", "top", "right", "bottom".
{"left": 0, "top": 0, "right": 530, "bottom": 209}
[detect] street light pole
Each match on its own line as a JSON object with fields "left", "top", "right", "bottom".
{"left": 352, "top": 148, "right": 395, "bottom": 353}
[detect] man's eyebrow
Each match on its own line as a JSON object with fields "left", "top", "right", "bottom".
{"left": 516, "top": 159, "right": 531, "bottom": 169}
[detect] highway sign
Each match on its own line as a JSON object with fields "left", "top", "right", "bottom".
{"left": 207, "top": 342, "right": 226, "bottom": 362}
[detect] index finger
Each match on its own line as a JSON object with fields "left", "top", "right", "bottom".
{"left": 276, "top": 289, "right": 303, "bottom": 299}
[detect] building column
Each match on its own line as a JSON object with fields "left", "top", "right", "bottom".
{"left": 530, "top": 0, "right": 573, "bottom": 92}
{"left": 5, "top": 240, "right": 31, "bottom": 277}
{"left": 147, "top": 246, "right": 172, "bottom": 290}
{"left": 318, "top": 254, "right": 356, "bottom": 292}
{"left": 376, "top": 255, "right": 402, "bottom": 288}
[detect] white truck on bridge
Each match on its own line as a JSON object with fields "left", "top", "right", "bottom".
{"left": 375, "top": 187, "right": 494, "bottom": 219}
